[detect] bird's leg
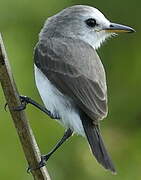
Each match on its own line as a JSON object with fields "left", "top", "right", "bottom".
{"left": 41, "top": 128, "right": 73, "bottom": 162}
{"left": 14, "top": 95, "right": 60, "bottom": 119}
{"left": 28, "top": 128, "right": 73, "bottom": 172}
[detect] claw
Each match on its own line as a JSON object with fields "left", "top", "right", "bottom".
{"left": 4, "top": 103, "right": 8, "bottom": 112}
{"left": 27, "top": 167, "right": 31, "bottom": 174}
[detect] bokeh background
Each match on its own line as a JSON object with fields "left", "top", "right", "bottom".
{"left": 0, "top": 0, "right": 140, "bottom": 179}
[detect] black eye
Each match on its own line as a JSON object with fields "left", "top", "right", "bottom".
{"left": 85, "top": 18, "right": 97, "bottom": 28}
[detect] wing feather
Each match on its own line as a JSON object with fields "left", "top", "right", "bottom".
{"left": 34, "top": 37, "right": 108, "bottom": 121}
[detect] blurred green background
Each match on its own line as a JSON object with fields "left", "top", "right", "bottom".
{"left": 0, "top": 0, "right": 140, "bottom": 179}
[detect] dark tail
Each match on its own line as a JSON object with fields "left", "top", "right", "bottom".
{"left": 80, "top": 112, "right": 116, "bottom": 173}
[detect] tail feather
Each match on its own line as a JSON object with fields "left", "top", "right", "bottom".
{"left": 80, "top": 112, "right": 116, "bottom": 173}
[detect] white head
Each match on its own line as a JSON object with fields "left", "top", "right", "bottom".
{"left": 41, "top": 5, "right": 135, "bottom": 49}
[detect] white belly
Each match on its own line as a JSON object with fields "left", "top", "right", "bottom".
{"left": 34, "top": 65, "right": 85, "bottom": 136}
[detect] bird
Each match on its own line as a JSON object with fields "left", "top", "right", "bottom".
{"left": 21, "top": 5, "right": 135, "bottom": 173}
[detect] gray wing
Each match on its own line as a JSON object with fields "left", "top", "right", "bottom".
{"left": 34, "top": 37, "right": 108, "bottom": 121}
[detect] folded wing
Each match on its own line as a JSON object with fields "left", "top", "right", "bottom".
{"left": 34, "top": 37, "right": 108, "bottom": 122}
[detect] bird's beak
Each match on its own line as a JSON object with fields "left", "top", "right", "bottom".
{"left": 103, "top": 23, "right": 135, "bottom": 33}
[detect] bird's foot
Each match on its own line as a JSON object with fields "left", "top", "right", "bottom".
{"left": 27, "top": 154, "right": 50, "bottom": 173}
{"left": 4, "top": 95, "right": 28, "bottom": 112}
{"left": 14, "top": 95, "right": 29, "bottom": 111}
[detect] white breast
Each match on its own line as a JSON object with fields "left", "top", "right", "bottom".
{"left": 34, "top": 64, "right": 85, "bottom": 136}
